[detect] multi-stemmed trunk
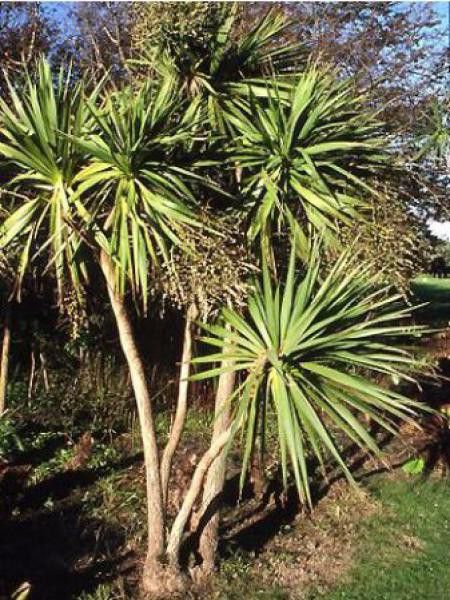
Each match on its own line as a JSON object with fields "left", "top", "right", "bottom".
{"left": 196, "top": 332, "right": 235, "bottom": 576}
{"left": 100, "top": 252, "right": 238, "bottom": 593}
{"left": 158, "top": 303, "right": 238, "bottom": 573}
{"left": 0, "top": 301, "right": 12, "bottom": 416}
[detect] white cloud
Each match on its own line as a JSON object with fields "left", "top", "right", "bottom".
{"left": 429, "top": 220, "right": 450, "bottom": 241}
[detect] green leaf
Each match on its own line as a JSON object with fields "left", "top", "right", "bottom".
{"left": 402, "top": 457, "right": 425, "bottom": 475}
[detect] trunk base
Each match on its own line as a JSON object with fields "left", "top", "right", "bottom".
{"left": 190, "top": 560, "right": 216, "bottom": 584}
{"left": 141, "top": 560, "right": 188, "bottom": 599}
{"left": 195, "top": 510, "right": 220, "bottom": 581}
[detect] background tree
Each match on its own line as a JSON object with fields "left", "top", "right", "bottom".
{"left": 0, "top": 2, "right": 54, "bottom": 94}
{"left": 242, "top": 2, "right": 447, "bottom": 134}
{"left": 65, "top": 1, "right": 132, "bottom": 86}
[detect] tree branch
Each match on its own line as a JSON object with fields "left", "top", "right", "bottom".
{"left": 160, "top": 301, "right": 198, "bottom": 511}
{"left": 166, "top": 423, "right": 235, "bottom": 566}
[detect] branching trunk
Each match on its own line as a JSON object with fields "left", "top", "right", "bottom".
{"left": 99, "top": 251, "right": 166, "bottom": 589}
{"left": 0, "top": 302, "right": 12, "bottom": 416}
{"left": 100, "top": 255, "right": 239, "bottom": 593}
{"left": 166, "top": 423, "right": 234, "bottom": 566}
{"left": 196, "top": 331, "right": 236, "bottom": 576}
{"left": 160, "top": 302, "right": 198, "bottom": 511}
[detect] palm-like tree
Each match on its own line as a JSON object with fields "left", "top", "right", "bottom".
{"left": 227, "top": 69, "right": 386, "bottom": 256}
{"left": 0, "top": 59, "right": 100, "bottom": 299}
{"left": 0, "top": 60, "right": 207, "bottom": 594}
{"left": 137, "top": 5, "right": 305, "bottom": 132}
{"left": 193, "top": 245, "right": 426, "bottom": 504}
{"left": 0, "top": 48, "right": 426, "bottom": 593}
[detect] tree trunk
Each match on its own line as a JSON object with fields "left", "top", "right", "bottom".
{"left": 0, "top": 302, "right": 11, "bottom": 416}
{"left": 40, "top": 351, "right": 49, "bottom": 392}
{"left": 99, "top": 251, "right": 172, "bottom": 594}
{"left": 166, "top": 423, "right": 234, "bottom": 567}
{"left": 196, "top": 334, "right": 235, "bottom": 577}
{"left": 160, "top": 302, "right": 198, "bottom": 512}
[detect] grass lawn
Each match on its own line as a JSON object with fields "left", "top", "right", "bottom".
{"left": 314, "top": 475, "right": 450, "bottom": 600}
{"left": 3, "top": 416, "right": 449, "bottom": 600}
{"left": 411, "top": 275, "right": 450, "bottom": 301}
{"left": 410, "top": 275, "right": 450, "bottom": 323}
{"left": 217, "top": 472, "right": 450, "bottom": 600}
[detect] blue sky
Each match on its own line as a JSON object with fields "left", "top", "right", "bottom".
{"left": 41, "top": 1, "right": 449, "bottom": 58}
{"left": 434, "top": 1, "right": 449, "bottom": 21}
{"left": 432, "top": 1, "right": 449, "bottom": 47}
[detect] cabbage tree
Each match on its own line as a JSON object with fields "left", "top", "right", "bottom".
{"left": 193, "top": 245, "right": 426, "bottom": 505}
{"left": 0, "top": 60, "right": 212, "bottom": 596}
{"left": 226, "top": 69, "right": 386, "bottom": 257}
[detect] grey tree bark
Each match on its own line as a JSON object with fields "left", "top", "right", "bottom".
{"left": 196, "top": 338, "right": 235, "bottom": 576}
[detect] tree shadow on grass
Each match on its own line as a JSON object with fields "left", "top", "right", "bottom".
{"left": 188, "top": 432, "right": 395, "bottom": 565}
{"left": 0, "top": 455, "right": 142, "bottom": 599}
{"left": 16, "top": 453, "right": 141, "bottom": 511}
{"left": 15, "top": 428, "right": 68, "bottom": 467}
{"left": 0, "top": 499, "right": 136, "bottom": 599}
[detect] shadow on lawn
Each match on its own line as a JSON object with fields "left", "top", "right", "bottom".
{"left": 0, "top": 454, "right": 141, "bottom": 600}
{"left": 186, "top": 433, "right": 394, "bottom": 566}
{"left": 3, "top": 328, "right": 450, "bottom": 598}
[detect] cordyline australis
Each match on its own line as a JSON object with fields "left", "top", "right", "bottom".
{"left": 0, "top": 8, "right": 429, "bottom": 596}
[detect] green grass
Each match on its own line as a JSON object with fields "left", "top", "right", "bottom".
{"left": 411, "top": 275, "right": 450, "bottom": 301}
{"left": 410, "top": 275, "right": 450, "bottom": 323}
{"left": 315, "top": 475, "right": 450, "bottom": 600}
{"left": 215, "top": 474, "right": 450, "bottom": 600}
